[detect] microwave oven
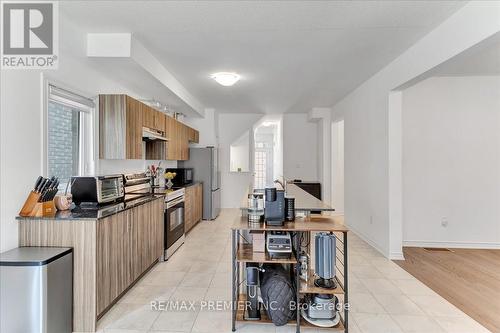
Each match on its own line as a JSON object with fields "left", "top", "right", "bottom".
{"left": 165, "top": 168, "right": 193, "bottom": 187}
{"left": 71, "top": 175, "right": 124, "bottom": 205}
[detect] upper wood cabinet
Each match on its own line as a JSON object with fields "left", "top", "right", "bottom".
{"left": 143, "top": 105, "right": 166, "bottom": 132}
{"left": 187, "top": 126, "right": 199, "bottom": 143}
{"left": 100, "top": 94, "right": 143, "bottom": 159}
{"left": 100, "top": 94, "right": 199, "bottom": 161}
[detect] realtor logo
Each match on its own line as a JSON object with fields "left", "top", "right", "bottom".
{"left": 1, "top": 1, "right": 58, "bottom": 69}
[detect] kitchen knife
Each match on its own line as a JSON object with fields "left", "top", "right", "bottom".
{"left": 33, "top": 176, "right": 43, "bottom": 192}
{"left": 38, "top": 178, "right": 49, "bottom": 193}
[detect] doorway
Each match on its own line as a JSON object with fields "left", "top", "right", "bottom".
{"left": 253, "top": 117, "right": 283, "bottom": 189}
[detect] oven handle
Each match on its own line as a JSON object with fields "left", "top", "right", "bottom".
{"left": 166, "top": 196, "right": 185, "bottom": 209}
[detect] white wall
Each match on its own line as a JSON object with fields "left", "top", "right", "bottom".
{"left": 331, "top": 120, "right": 345, "bottom": 213}
{"left": 0, "top": 15, "right": 181, "bottom": 252}
{"left": 283, "top": 113, "right": 318, "bottom": 181}
{"left": 330, "top": 2, "right": 500, "bottom": 258}
{"left": 219, "top": 113, "right": 263, "bottom": 208}
{"left": 230, "top": 131, "right": 250, "bottom": 172}
{"left": 183, "top": 108, "right": 219, "bottom": 147}
{"left": 402, "top": 76, "right": 500, "bottom": 248}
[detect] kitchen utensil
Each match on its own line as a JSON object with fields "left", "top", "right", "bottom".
{"left": 299, "top": 251, "right": 309, "bottom": 281}
{"left": 301, "top": 294, "right": 340, "bottom": 327}
{"left": 247, "top": 192, "right": 264, "bottom": 224}
{"left": 19, "top": 176, "right": 44, "bottom": 216}
{"left": 54, "top": 194, "right": 72, "bottom": 211}
{"left": 244, "top": 264, "right": 265, "bottom": 321}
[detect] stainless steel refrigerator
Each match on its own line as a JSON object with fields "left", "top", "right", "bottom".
{"left": 181, "top": 147, "right": 220, "bottom": 220}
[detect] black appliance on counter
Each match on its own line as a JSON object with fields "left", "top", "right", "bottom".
{"left": 292, "top": 180, "right": 321, "bottom": 214}
{"left": 264, "top": 188, "right": 285, "bottom": 226}
{"left": 71, "top": 175, "right": 124, "bottom": 205}
{"left": 165, "top": 168, "right": 193, "bottom": 187}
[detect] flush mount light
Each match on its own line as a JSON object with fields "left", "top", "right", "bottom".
{"left": 211, "top": 72, "right": 241, "bottom": 86}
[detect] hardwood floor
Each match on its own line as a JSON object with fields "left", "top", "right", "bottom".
{"left": 394, "top": 247, "right": 500, "bottom": 333}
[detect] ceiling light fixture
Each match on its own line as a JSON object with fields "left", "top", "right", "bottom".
{"left": 211, "top": 72, "right": 241, "bottom": 86}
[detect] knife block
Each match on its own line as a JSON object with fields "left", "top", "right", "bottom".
{"left": 19, "top": 191, "right": 41, "bottom": 217}
{"left": 41, "top": 200, "right": 56, "bottom": 217}
{"left": 19, "top": 199, "right": 56, "bottom": 217}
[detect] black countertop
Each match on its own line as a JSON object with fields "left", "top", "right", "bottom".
{"left": 16, "top": 182, "right": 202, "bottom": 221}
{"left": 16, "top": 194, "right": 164, "bottom": 221}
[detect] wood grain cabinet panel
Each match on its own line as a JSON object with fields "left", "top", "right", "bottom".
{"left": 101, "top": 94, "right": 197, "bottom": 161}
{"left": 185, "top": 183, "right": 203, "bottom": 232}
{"left": 96, "top": 211, "right": 132, "bottom": 315}
{"left": 194, "top": 183, "right": 203, "bottom": 223}
{"left": 19, "top": 197, "right": 164, "bottom": 332}
{"left": 100, "top": 94, "right": 143, "bottom": 160}
{"left": 185, "top": 185, "right": 194, "bottom": 232}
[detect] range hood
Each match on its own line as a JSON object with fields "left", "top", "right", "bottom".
{"left": 142, "top": 127, "right": 167, "bottom": 141}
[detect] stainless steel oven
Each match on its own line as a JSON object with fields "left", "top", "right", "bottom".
{"left": 164, "top": 188, "right": 185, "bottom": 260}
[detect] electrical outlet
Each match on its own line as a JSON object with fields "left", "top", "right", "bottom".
{"left": 441, "top": 217, "right": 448, "bottom": 227}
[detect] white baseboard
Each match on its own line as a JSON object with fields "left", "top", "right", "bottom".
{"left": 389, "top": 252, "right": 405, "bottom": 260}
{"left": 403, "top": 240, "right": 500, "bottom": 250}
{"left": 345, "top": 223, "right": 389, "bottom": 258}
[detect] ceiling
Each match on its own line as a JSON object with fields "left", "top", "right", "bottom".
{"left": 60, "top": 1, "right": 466, "bottom": 114}
{"left": 430, "top": 32, "right": 500, "bottom": 76}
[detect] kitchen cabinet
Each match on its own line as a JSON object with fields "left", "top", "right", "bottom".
{"left": 96, "top": 198, "right": 163, "bottom": 315}
{"left": 188, "top": 126, "right": 199, "bottom": 143}
{"left": 100, "top": 94, "right": 199, "bottom": 161}
{"left": 100, "top": 94, "right": 144, "bottom": 159}
{"left": 180, "top": 123, "right": 189, "bottom": 160}
{"left": 165, "top": 116, "right": 198, "bottom": 161}
{"left": 185, "top": 183, "right": 203, "bottom": 232}
{"left": 19, "top": 197, "right": 164, "bottom": 332}
{"left": 143, "top": 104, "right": 166, "bottom": 132}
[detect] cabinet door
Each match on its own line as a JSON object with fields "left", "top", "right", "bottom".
{"left": 125, "top": 96, "right": 143, "bottom": 159}
{"left": 180, "top": 124, "right": 189, "bottom": 160}
{"left": 187, "top": 127, "right": 199, "bottom": 143}
{"left": 153, "top": 110, "right": 166, "bottom": 132}
{"left": 195, "top": 183, "right": 203, "bottom": 223}
{"left": 184, "top": 185, "right": 194, "bottom": 232}
{"left": 96, "top": 211, "right": 131, "bottom": 315}
{"left": 142, "top": 105, "right": 154, "bottom": 129}
{"left": 130, "top": 199, "right": 164, "bottom": 280}
{"left": 166, "top": 116, "right": 179, "bottom": 160}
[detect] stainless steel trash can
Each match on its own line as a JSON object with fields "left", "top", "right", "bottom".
{"left": 0, "top": 247, "right": 73, "bottom": 333}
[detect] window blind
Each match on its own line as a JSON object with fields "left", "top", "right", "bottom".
{"left": 48, "top": 84, "right": 95, "bottom": 110}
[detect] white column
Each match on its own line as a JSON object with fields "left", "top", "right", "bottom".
{"left": 308, "top": 108, "right": 332, "bottom": 204}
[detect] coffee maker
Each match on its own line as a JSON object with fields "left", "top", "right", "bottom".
{"left": 264, "top": 188, "right": 285, "bottom": 226}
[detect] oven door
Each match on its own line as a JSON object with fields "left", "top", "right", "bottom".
{"left": 165, "top": 199, "right": 185, "bottom": 250}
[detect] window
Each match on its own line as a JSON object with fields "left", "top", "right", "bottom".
{"left": 47, "top": 84, "right": 94, "bottom": 189}
{"left": 254, "top": 151, "right": 267, "bottom": 189}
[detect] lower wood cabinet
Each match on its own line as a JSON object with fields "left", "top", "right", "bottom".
{"left": 185, "top": 183, "right": 203, "bottom": 232}
{"left": 18, "top": 197, "right": 164, "bottom": 332}
{"left": 96, "top": 198, "right": 163, "bottom": 315}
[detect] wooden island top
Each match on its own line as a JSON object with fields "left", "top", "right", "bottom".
{"left": 232, "top": 214, "right": 348, "bottom": 233}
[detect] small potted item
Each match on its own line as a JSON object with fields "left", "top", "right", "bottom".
{"left": 54, "top": 194, "right": 72, "bottom": 211}
{"left": 55, "top": 179, "right": 74, "bottom": 211}
{"left": 164, "top": 172, "right": 176, "bottom": 189}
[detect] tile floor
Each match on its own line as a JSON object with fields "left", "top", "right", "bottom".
{"left": 97, "top": 209, "right": 490, "bottom": 333}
